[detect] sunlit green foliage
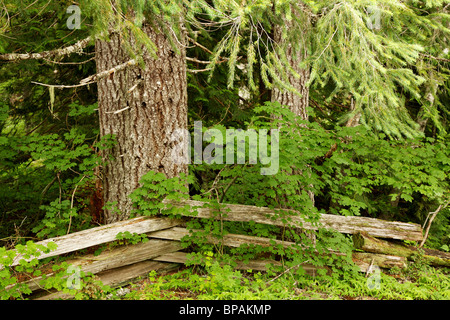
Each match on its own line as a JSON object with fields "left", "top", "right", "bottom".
{"left": 0, "top": 0, "right": 449, "bottom": 300}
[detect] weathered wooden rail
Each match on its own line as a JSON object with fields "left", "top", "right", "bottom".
{"left": 4, "top": 198, "right": 442, "bottom": 300}
{"left": 164, "top": 199, "right": 424, "bottom": 241}
{"left": 8, "top": 216, "right": 182, "bottom": 267}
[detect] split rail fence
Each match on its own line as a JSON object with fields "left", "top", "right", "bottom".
{"left": 4, "top": 199, "right": 450, "bottom": 299}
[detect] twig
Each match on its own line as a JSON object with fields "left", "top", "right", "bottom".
{"left": 56, "top": 171, "right": 62, "bottom": 206}
{"left": 187, "top": 36, "right": 214, "bottom": 55}
{"left": 187, "top": 67, "right": 212, "bottom": 74}
{"left": 420, "top": 199, "right": 450, "bottom": 248}
{"left": 0, "top": 236, "right": 37, "bottom": 242}
{"left": 31, "top": 80, "right": 95, "bottom": 89}
{"left": 365, "top": 258, "right": 375, "bottom": 277}
{"left": 314, "top": 3, "right": 342, "bottom": 63}
{"left": 31, "top": 59, "right": 137, "bottom": 89}
{"left": 105, "top": 106, "right": 131, "bottom": 114}
{"left": 266, "top": 261, "right": 309, "bottom": 284}
{"left": 203, "top": 166, "right": 226, "bottom": 197}
{"left": 420, "top": 53, "right": 450, "bottom": 63}
{"left": 127, "top": 79, "right": 142, "bottom": 94}
{"left": 40, "top": 175, "right": 57, "bottom": 198}
{"left": 167, "top": 24, "right": 193, "bottom": 49}
{"left": 42, "top": 56, "right": 95, "bottom": 65}
{"left": 80, "top": 59, "right": 137, "bottom": 84}
{"left": 67, "top": 175, "right": 86, "bottom": 235}
{"left": 186, "top": 56, "right": 211, "bottom": 64}
{"left": 315, "top": 26, "right": 339, "bottom": 62}
{"left": 220, "top": 175, "right": 238, "bottom": 203}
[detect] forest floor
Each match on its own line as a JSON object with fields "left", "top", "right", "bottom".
{"left": 12, "top": 255, "right": 449, "bottom": 300}
{"left": 113, "top": 263, "right": 450, "bottom": 301}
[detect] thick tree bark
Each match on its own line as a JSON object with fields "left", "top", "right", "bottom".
{"left": 271, "top": 15, "right": 314, "bottom": 208}
{"left": 96, "top": 24, "right": 188, "bottom": 223}
{"left": 271, "top": 20, "right": 310, "bottom": 121}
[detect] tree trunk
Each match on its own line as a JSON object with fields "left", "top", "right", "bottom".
{"left": 96, "top": 24, "right": 188, "bottom": 223}
{"left": 271, "top": 20, "right": 310, "bottom": 121}
{"left": 271, "top": 14, "right": 314, "bottom": 208}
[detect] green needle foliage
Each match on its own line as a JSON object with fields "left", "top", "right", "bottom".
{"left": 71, "top": 0, "right": 450, "bottom": 137}
{"left": 0, "top": 0, "right": 449, "bottom": 300}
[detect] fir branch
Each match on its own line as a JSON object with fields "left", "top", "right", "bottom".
{"left": 420, "top": 52, "right": 450, "bottom": 62}
{"left": 0, "top": 36, "right": 92, "bottom": 61}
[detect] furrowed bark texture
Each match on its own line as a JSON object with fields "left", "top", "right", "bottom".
{"left": 271, "top": 20, "right": 310, "bottom": 121}
{"left": 271, "top": 14, "right": 314, "bottom": 207}
{"left": 96, "top": 25, "right": 188, "bottom": 223}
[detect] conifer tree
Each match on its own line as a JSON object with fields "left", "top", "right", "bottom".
{"left": 1, "top": 0, "right": 448, "bottom": 226}
{"left": 86, "top": 2, "right": 189, "bottom": 222}
{"left": 201, "top": 0, "right": 450, "bottom": 137}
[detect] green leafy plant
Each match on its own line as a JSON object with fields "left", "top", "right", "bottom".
{"left": 115, "top": 231, "right": 148, "bottom": 245}
{"left": 129, "top": 171, "right": 192, "bottom": 218}
{"left": 0, "top": 240, "right": 115, "bottom": 300}
{"left": 0, "top": 241, "right": 56, "bottom": 299}
{"left": 32, "top": 200, "right": 78, "bottom": 239}
{"left": 121, "top": 255, "right": 450, "bottom": 300}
